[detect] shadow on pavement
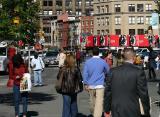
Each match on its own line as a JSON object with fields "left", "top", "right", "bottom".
{"left": 26, "top": 111, "right": 39, "bottom": 117}
{"left": 1, "top": 92, "right": 57, "bottom": 106}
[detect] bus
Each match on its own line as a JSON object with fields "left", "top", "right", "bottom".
{"left": 0, "top": 41, "right": 8, "bottom": 73}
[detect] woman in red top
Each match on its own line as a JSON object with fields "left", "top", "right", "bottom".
{"left": 12, "top": 53, "right": 28, "bottom": 117}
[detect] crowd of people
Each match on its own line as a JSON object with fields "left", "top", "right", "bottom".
{"left": 5, "top": 44, "right": 157, "bottom": 117}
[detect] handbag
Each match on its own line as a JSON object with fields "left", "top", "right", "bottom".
{"left": 55, "top": 68, "right": 64, "bottom": 93}
{"left": 7, "top": 79, "right": 14, "bottom": 88}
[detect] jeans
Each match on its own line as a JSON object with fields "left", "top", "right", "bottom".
{"left": 62, "top": 94, "right": 78, "bottom": 117}
{"left": 13, "top": 85, "right": 28, "bottom": 116}
{"left": 33, "top": 70, "right": 42, "bottom": 85}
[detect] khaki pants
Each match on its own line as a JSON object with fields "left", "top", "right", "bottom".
{"left": 88, "top": 88, "right": 104, "bottom": 117}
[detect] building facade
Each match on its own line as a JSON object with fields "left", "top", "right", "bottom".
{"left": 39, "top": 0, "right": 93, "bottom": 46}
{"left": 93, "top": 0, "right": 157, "bottom": 35}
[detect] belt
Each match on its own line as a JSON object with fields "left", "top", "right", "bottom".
{"left": 34, "top": 69, "right": 41, "bottom": 71}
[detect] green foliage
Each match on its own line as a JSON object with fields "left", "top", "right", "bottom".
{"left": 0, "top": 0, "right": 40, "bottom": 46}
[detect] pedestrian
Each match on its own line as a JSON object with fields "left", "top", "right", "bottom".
{"left": 57, "top": 48, "right": 66, "bottom": 68}
{"left": 148, "top": 46, "right": 156, "bottom": 80}
{"left": 116, "top": 49, "right": 123, "bottom": 66}
{"left": 83, "top": 47, "right": 110, "bottom": 117}
{"left": 76, "top": 49, "right": 81, "bottom": 67}
{"left": 104, "top": 48, "right": 150, "bottom": 117}
{"left": 57, "top": 54, "right": 83, "bottom": 117}
{"left": 12, "top": 53, "right": 29, "bottom": 117}
{"left": 104, "top": 50, "right": 113, "bottom": 68}
{"left": 31, "top": 52, "right": 44, "bottom": 86}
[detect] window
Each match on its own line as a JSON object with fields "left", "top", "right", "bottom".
{"left": 101, "top": 6, "right": 105, "bottom": 13}
{"left": 105, "top": 17, "right": 109, "bottom": 25}
{"left": 105, "top": 5, "right": 109, "bottom": 13}
{"left": 82, "top": 21, "right": 85, "bottom": 26}
{"left": 129, "top": 29, "right": 135, "bottom": 35}
{"left": 49, "top": 11, "right": 53, "bottom": 15}
{"left": 101, "top": 17, "right": 105, "bottom": 25}
{"left": 146, "top": 16, "right": 151, "bottom": 24}
{"left": 115, "top": 29, "right": 121, "bottom": 35}
{"left": 137, "top": 16, "right": 144, "bottom": 24}
{"left": 90, "top": 20, "right": 94, "bottom": 25}
{"left": 115, "top": 4, "right": 121, "bottom": 12}
{"left": 128, "top": 4, "right": 135, "bottom": 12}
{"left": 146, "top": 4, "right": 152, "bottom": 11}
{"left": 43, "top": 0, "right": 52, "bottom": 6}
{"left": 97, "top": 30, "right": 100, "bottom": 35}
{"left": 129, "top": 16, "right": 135, "bottom": 24}
{"left": 91, "top": 28, "right": 93, "bottom": 34}
{"left": 106, "top": 30, "right": 109, "bottom": 34}
{"left": 137, "top": 4, "right": 143, "bottom": 12}
{"left": 115, "top": 17, "right": 121, "bottom": 25}
{"left": 97, "top": 6, "right": 100, "bottom": 13}
{"left": 138, "top": 29, "right": 144, "bottom": 34}
{"left": 101, "top": 30, "right": 105, "bottom": 35}
{"left": 43, "top": 27, "right": 51, "bottom": 33}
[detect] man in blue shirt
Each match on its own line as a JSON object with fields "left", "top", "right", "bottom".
{"left": 83, "top": 47, "right": 110, "bottom": 117}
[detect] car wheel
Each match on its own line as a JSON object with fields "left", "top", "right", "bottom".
{"left": 45, "top": 64, "right": 48, "bottom": 67}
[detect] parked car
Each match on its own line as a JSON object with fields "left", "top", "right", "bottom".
{"left": 43, "top": 51, "right": 59, "bottom": 67}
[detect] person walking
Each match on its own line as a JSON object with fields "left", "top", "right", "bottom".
{"left": 104, "top": 48, "right": 150, "bottom": 117}
{"left": 83, "top": 47, "right": 110, "bottom": 117}
{"left": 31, "top": 52, "right": 44, "bottom": 86}
{"left": 12, "top": 53, "right": 29, "bottom": 117}
{"left": 57, "top": 54, "right": 83, "bottom": 117}
{"left": 76, "top": 49, "right": 81, "bottom": 67}
{"left": 148, "top": 46, "right": 156, "bottom": 80}
{"left": 57, "top": 48, "right": 66, "bottom": 68}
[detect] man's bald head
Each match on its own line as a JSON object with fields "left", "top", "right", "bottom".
{"left": 123, "top": 48, "right": 136, "bottom": 61}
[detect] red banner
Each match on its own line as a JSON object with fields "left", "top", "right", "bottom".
{"left": 135, "top": 35, "right": 149, "bottom": 47}
{"left": 85, "top": 36, "right": 94, "bottom": 47}
{"left": 109, "top": 35, "right": 119, "bottom": 47}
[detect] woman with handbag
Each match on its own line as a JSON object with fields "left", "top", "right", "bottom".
{"left": 12, "top": 53, "right": 29, "bottom": 117}
{"left": 56, "top": 54, "right": 83, "bottom": 117}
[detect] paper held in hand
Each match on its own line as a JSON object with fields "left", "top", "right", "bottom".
{"left": 20, "top": 73, "right": 32, "bottom": 92}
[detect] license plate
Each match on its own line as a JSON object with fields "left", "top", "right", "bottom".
{"left": 50, "top": 61, "right": 54, "bottom": 64}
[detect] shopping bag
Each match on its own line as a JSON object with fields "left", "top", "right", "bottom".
{"left": 20, "top": 73, "right": 32, "bottom": 92}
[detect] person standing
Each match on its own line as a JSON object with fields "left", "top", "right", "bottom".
{"left": 31, "top": 52, "right": 44, "bottom": 86}
{"left": 57, "top": 54, "right": 83, "bottom": 117}
{"left": 12, "top": 53, "right": 29, "bottom": 117}
{"left": 104, "top": 50, "right": 113, "bottom": 68}
{"left": 57, "top": 48, "right": 66, "bottom": 68}
{"left": 148, "top": 47, "right": 156, "bottom": 80}
{"left": 83, "top": 47, "right": 110, "bottom": 117}
{"left": 116, "top": 49, "right": 123, "bottom": 66}
{"left": 76, "top": 49, "right": 81, "bottom": 67}
{"left": 104, "top": 48, "right": 150, "bottom": 117}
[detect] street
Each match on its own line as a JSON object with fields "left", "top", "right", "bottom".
{"left": 0, "top": 65, "right": 160, "bottom": 117}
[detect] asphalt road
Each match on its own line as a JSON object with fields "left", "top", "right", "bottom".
{"left": 0, "top": 65, "right": 160, "bottom": 117}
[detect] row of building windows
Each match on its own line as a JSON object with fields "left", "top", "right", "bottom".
{"left": 97, "top": 17, "right": 109, "bottom": 26}
{"left": 96, "top": 29, "right": 144, "bottom": 35}
{"left": 114, "top": 16, "right": 151, "bottom": 25}
{"left": 96, "top": 4, "right": 152, "bottom": 14}
{"left": 81, "top": 28, "right": 93, "bottom": 34}
{"left": 82, "top": 20, "right": 94, "bottom": 26}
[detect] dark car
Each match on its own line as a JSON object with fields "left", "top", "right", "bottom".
{"left": 44, "top": 51, "right": 59, "bottom": 67}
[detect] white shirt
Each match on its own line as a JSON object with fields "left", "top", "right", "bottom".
{"left": 57, "top": 52, "right": 66, "bottom": 67}
{"left": 31, "top": 57, "right": 44, "bottom": 70}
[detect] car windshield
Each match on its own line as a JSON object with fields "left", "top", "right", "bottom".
{"left": 46, "top": 52, "right": 58, "bottom": 57}
{"left": 0, "top": 47, "right": 7, "bottom": 56}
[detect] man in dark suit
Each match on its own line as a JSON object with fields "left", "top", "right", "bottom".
{"left": 104, "top": 48, "right": 150, "bottom": 117}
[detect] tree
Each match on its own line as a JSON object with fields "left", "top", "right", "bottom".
{"left": 0, "top": 0, "right": 40, "bottom": 46}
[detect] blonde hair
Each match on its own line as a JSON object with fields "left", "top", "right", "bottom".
{"left": 64, "top": 54, "right": 76, "bottom": 69}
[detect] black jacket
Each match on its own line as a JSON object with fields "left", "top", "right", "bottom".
{"left": 104, "top": 62, "right": 150, "bottom": 117}
{"left": 57, "top": 67, "right": 83, "bottom": 94}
